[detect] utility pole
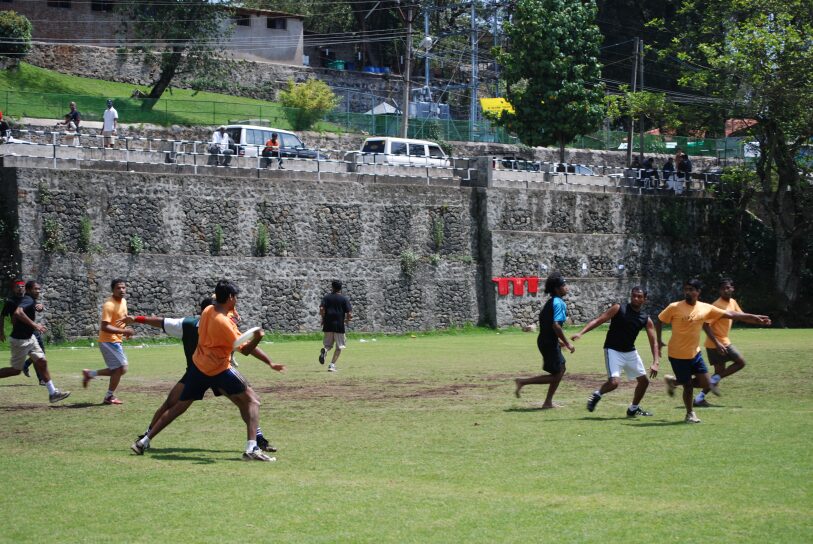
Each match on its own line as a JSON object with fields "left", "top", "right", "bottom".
{"left": 626, "top": 36, "right": 639, "bottom": 167}
{"left": 493, "top": 2, "right": 500, "bottom": 97}
{"left": 469, "top": 1, "right": 478, "bottom": 137}
{"left": 398, "top": 1, "right": 417, "bottom": 138}
{"left": 638, "top": 38, "right": 645, "bottom": 164}
{"left": 424, "top": 6, "right": 430, "bottom": 90}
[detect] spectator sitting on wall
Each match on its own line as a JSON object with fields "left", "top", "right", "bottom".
{"left": 0, "top": 111, "right": 10, "bottom": 143}
{"left": 262, "top": 133, "right": 283, "bottom": 169}
{"left": 57, "top": 114, "right": 80, "bottom": 147}
{"left": 208, "top": 126, "right": 233, "bottom": 166}
{"left": 677, "top": 153, "right": 692, "bottom": 181}
{"left": 643, "top": 157, "right": 659, "bottom": 186}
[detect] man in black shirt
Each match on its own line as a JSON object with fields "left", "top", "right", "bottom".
{"left": 319, "top": 280, "right": 352, "bottom": 372}
{"left": 0, "top": 281, "right": 70, "bottom": 403}
{"left": 571, "top": 286, "right": 660, "bottom": 417}
{"left": 0, "top": 279, "right": 46, "bottom": 384}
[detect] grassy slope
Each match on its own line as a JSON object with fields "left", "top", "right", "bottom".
{"left": 0, "top": 327, "right": 811, "bottom": 543}
{"left": 0, "top": 62, "right": 338, "bottom": 130}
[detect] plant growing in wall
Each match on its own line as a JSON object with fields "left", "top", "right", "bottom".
{"left": 129, "top": 234, "right": 144, "bottom": 255}
{"left": 255, "top": 223, "right": 269, "bottom": 257}
{"left": 400, "top": 250, "right": 419, "bottom": 280}
{"left": 78, "top": 216, "right": 92, "bottom": 253}
{"left": 42, "top": 218, "right": 65, "bottom": 253}
{"left": 431, "top": 215, "right": 445, "bottom": 253}
{"left": 211, "top": 224, "right": 224, "bottom": 255}
{"left": 429, "top": 253, "right": 441, "bottom": 267}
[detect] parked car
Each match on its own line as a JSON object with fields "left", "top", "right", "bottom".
{"left": 223, "top": 125, "right": 326, "bottom": 159}
{"left": 493, "top": 155, "right": 541, "bottom": 171}
{"left": 554, "top": 163, "right": 595, "bottom": 175}
{"left": 348, "top": 137, "right": 450, "bottom": 167}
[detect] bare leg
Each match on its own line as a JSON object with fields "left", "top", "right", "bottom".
{"left": 702, "top": 358, "right": 746, "bottom": 394}
{"left": 228, "top": 391, "right": 260, "bottom": 441}
{"left": 331, "top": 347, "right": 342, "bottom": 365}
{"left": 631, "top": 375, "right": 650, "bottom": 406}
{"left": 147, "top": 399, "right": 194, "bottom": 439}
{"left": 599, "top": 378, "right": 620, "bottom": 396}
{"left": 0, "top": 367, "right": 22, "bottom": 378}
{"left": 149, "top": 382, "right": 185, "bottom": 431}
{"left": 682, "top": 383, "right": 694, "bottom": 414}
{"left": 32, "top": 357, "right": 50, "bottom": 382}
{"left": 542, "top": 369, "right": 565, "bottom": 408}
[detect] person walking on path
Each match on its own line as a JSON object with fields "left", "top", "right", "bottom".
{"left": 83, "top": 278, "right": 134, "bottom": 405}
{"left": 655, "top": 278, "right": 771, "bottom": 423}
{"left": 514, "top": 273, "right": 575, "bottom": 408}
{"left": 102, "top": 99, "right": 118, "bottom": 148}
{"left": 571, "top": 286, "right": 660, "bottom": 417}
{"left": 319, "top": 280, "right": 352, "bottom": 372}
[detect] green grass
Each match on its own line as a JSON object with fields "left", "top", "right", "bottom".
{"left": 1, "top": 327, "right": 811, "bottom": 543}
{"left": 0, "top": 62, "right": 342, "bottom": 130}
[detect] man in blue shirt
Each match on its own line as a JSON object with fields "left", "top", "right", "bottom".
{"left": 514, "top": 273, "right": 575, "bottom": 408}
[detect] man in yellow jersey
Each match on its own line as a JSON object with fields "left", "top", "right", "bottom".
{"left": 83, "top": 279, "right": 134, "bottom": 404}
{"left": 694, "top": 278, "right": 748, "bottom": 407}
{"left": 131, "top": 280, "right": 274, "bottom": 462}
{"left": 655, "top": 279, "right": 770, "bottom": 423}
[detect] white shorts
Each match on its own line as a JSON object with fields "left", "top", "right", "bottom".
{"left": 323, "top": 332, "right": 346, "bottom": 350}
{"left": 99, "top": 342, "right": 128, "bottom": 369}
{"left": 9, "top": 335, "right": 45, "bottom": 370}
{"left": 604, "top": 348, "right": 646, "bottom": 380}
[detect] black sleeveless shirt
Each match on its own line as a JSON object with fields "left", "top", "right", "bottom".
{"left": 603, "top": 303, "right": 648, "bottom": 352}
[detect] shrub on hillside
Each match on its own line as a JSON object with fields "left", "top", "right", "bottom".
{"left": 0, "top": 11, "right": 32, "bottom": 58}
{"left": 278, "top": 78, "right": 339, "bottom": 131}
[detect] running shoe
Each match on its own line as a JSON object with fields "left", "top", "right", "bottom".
{"left": 242, "top": 448, "right": 275, "bottom": 462}
{"left": 328, "top": 363, "right": 336, "bottom": 372}
{"left": 319, "top": 348, "right": 326, "bottom": 365}
{"left": 131, "top": 440, "right": 149, "bottom": 455}
{"left": 256, "top": 435, "right": 278, "bottom": 453}
{"left": 82, "top": 369, "right": 92, "bottom": 388}
{"left": 49, "top": 389, "right": 71, "bottom": 403}
{"left": 626, "top": 407, "right": 653, "bottom": 417}
{"left": 103, "top": 395, "right": 123, "bottom": 405}
{"left": 586, "top": 392, "right": 601, "bottom": 412}
{"left": 664, "top": 375, "right": 678, "bottom": 397}
{"left": 684, "top": 411, "right": 701, "bottom": 424}
{"left": 693, "top": 399, "right": 712, "bottom": 407}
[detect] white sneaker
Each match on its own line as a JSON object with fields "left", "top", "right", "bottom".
{"left": 328, "top": 363, "right": 336, "bottom": 372}
{"left": 685, "top": 411, "right": 701, "bottom": 424}
{"left": 242, "top": 448, "right": 275, "bottom": 462}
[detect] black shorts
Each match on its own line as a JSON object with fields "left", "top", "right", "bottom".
{"left": 180, "top": 365, "right": 248, "bottom": 401}
{"left": 706, "top": 344, "right": 743, "bottom": 366}
{"left": 537, "top": 337, "right": 566, "bottom": 374}
{"left": 178, "top": 368, "right": 224, "bottom": 397}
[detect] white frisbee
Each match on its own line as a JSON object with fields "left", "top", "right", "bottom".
{"left": 233, "top": 326, "right": 261, "bottom": 350}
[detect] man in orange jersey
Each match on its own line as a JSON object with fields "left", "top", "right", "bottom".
{"left": 131, "top": 280, "right": 274, "bottom": 461}
{"left": 83, "top": 279, "right": 134, "bottom": 404}
{"left": 655, "top": 279, "right": 770, "bottom": 424}
{"left": 694, "top": 278, "right": 749, "bottom": 407}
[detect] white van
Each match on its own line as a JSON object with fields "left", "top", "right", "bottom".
{"left": 223, "top": 125, "right": 321, "bottom": 159}
{"left": 351, "top": 137, "right": 450, "bottom": 167}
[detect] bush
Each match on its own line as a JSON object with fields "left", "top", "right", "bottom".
{"left": 254, "top": 222, "right": 268, "bottom": 257}
{"left": 129, "top": 234, "right": 144, "bottom": 255}
{"left": 278, "top": 78, "right": 339, "bottom": 131}
{"left": 0, "top": 11, "right": 32, "bottom": 58}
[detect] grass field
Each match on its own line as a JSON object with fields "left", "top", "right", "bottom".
{"left": 0, "top": 62, "right": 341, "bottom": 130}
{"left": 1, "top": 327, "right": 811, "bottom": 543}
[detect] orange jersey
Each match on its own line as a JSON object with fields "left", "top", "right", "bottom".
{"left": 192, "top": 305, "right": 241, "bottom": 376}
{"left": 658, "top": 301, "right": 726, "bottom": 359}
{"left": 704, "top": 297, "right": 741, "bottom": 348}
{"left": 98, "top": 297, "right": 128, "bottom": 343}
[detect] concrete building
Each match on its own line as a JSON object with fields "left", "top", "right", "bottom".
{"left": 1, "top": 1, "right": 304, "bottom": 64}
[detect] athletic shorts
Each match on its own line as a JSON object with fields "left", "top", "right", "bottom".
{"left": 99, "top": 342, "right": 128, "bottom": 369}
{"left": 178, "top": 368, "right": 225, "bottom": 397}
{"left": 180, "top": 365, "right": 247, "bottom": 401}
{"left": 604, "top": 348, "right": 646, "bottom": 380}
{"left": 9, "top": 335, "right": 45, "bottom": 370}
{"left": 537, "top": 337, "right": 566, "bottom": 375}
{"left": 668, "top": 353, "right": 708, "bottom": 384}
{"left": 323, "top": 332, "right": 346, "bottom": 350}
{"left": 707, "top": 344, "right": 743, "bottom": 366}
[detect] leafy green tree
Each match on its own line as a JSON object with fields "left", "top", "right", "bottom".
{"left": 117, "top": 0, "right": 233, "bottom": 104}
{"left": 497, "top": 0, "right": 605, "bottom": 162}
{"left": 0, "top": 11, "right": 32, "bottom": 58}
{"left": 662, "top": 0, "right": 813, "bottom": 319}
{"left": 279, "top": 78, "right": 340, "bottom": 130}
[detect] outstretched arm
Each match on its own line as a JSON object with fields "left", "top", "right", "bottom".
{"left": 725, "top": 311, "right": 771, "bottom": 327}
{"left": 238, "top": 328, "right": 264, "bottom": 356}
{"left": 124, "top": 315, "right": 164, "bottom": 329}
{"left": 249, "top": 346, "right": 285, "bottom": 372}
{"left": 571, "top": 304, "right": 620, "bottom": 342}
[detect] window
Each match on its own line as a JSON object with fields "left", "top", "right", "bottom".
{"left": 409, "top": 144, "right": 426, "bottom": 157}
{"left": 362, "top": 140, "right": 384, "bottom": 153}
{"left": 267, "top": 17, "right": 287, "bottom": 30}
{"left": 234, "top": 16, "right": 251, "bottom": 27}
{"left": 391, "top": 142, "right": 408, "bottom": 156}
{"left": 91, "top": 0, "right": 114, "bottom": 11}
{"left": 428, "top": 145, "right": 445, "bottom": 158}
{"left": 281, "top": 133, "right": 301, "bottom": 148}
{"left": 225, "top": 128, "right": 241, "bottom": 144}
{"left": 47, "top": 0, "right": 71, "bottom": 7}
{"left": 248, "top": 129, "right": 264, "bottom": 145}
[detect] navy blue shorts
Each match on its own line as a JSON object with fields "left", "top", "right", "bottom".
{"left": 180, "top": 365, "right": 247, "bottom": 401}
{"left": 668, "top": 353, "right": 708, "bottom": 384}
{"left": 178, "top": 367, "right": 224, "bottom": 397}
{"left": 538, "top": 337, "right": 566, "bottom": 375}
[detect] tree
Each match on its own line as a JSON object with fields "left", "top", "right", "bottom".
{"left": 663, "top": 0, "right": 813, "bottom": 320}
{"left": 117, "top": 0, "right": 233, "bottom": 103}
{"left": 497, "top": 0, "right": 605, "bottom": 162}
{"left": 0, "top": 10, "right": 32, "bottom": 58}
{"left": 278, "top": 78, "right": 340, "bottom": 130}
